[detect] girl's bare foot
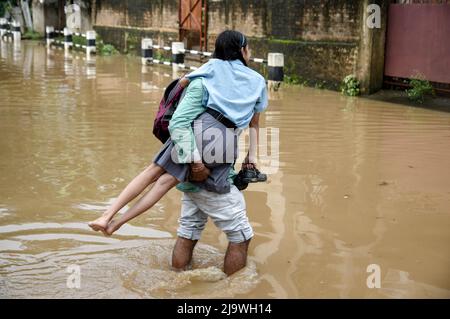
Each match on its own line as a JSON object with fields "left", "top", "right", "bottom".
{"left": 105, "top": 219, "right": 121, "bottom": 236}
{"left": 88, "top": 215, "right": 110, "bottom": 233}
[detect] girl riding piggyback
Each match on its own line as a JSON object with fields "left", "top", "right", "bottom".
{"left": 88, "top": 30, "right": 268, "bottom": 236}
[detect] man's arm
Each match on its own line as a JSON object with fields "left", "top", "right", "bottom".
{"left": 245, "top": 112, "right": 260, "bottom": 165}
{"left": 244, "top": 78, "right": 268, "bottom": 168}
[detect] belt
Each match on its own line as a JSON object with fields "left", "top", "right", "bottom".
{"left": 205, "top": 108, "right": 237, "bottom": 129}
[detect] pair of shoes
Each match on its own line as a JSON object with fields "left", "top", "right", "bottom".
{"left": 233, "top": 170, "right": 249, "bottom": 191}
{"left": 241, "top": 167, "right": 267, "bottom": 183}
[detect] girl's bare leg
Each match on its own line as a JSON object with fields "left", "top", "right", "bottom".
{"left": 105, "top": 173, "right": 179, "bottom": 235}
{"left": 88, "top": 163, "right": 165, "bottom": 233}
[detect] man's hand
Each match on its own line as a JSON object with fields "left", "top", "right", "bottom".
{"left": 242, "top": 162, "right": 256, "bottom": 170}
{"left": 243, "top": 153, "right": 256, "bottom": 170}
{"left": 189, "top": 162, "right": 210, "bottom": 182}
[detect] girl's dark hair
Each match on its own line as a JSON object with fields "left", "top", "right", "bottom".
{"left": 212, "top": 30, "right": 248, "bottom": 67}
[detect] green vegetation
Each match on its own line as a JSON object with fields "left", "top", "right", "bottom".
{"left": 124, "top": 33, "right": 139, "bottom": 53}
{"left": 53, "top": 33, "right": 118, "bottom": 56}
{"left": 99, "top": 44, "right": 118, "bottom": 56}
{"left": 268, "top": 37, "right": 356, "bottom": 47}
{"left": 406, "top": 74, "right": 435, "bottom": 103}
{"left": 0, "top": 1, "right": 13, "bottom": 18}
{"left": 283, "top": 74, "right": 300, "bottom": 85}
{"left": 54, "top": 34, "right": 78, "bottom": 45}
{"left": 153, "top": 51, "right": 171, "bottom": 63}
{"left": 95, "top": 35, "right": 118, "bottom": 56}
{"left": 268, "top": 38, "right": 302, "bottom": 45}
{"left": 22, "top": 30, "right": 42, "bottom": 40}
{"left": 283, "top": 74, "right": 308, "bottom": 86}
{"left": 283, "top": 75, "right": 328, "bottom": 89}
{"left": 341, "top": 75, "right": 360, "bottom": 96}
{"left": 314, "top": 80, "right": 327, "bottom": 90}
{"left": 72, "top": 34, "right": 85, "bottom": 46}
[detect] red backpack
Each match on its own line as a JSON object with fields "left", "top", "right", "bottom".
{"left": 153, "top": 78, "right": 186, "bottom": 143}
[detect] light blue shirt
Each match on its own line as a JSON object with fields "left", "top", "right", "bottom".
{"left": 186, "top": 59, "right": 268, "bottom": 128}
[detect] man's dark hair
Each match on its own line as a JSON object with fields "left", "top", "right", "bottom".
{"left": 212, "top": 30, "right": 248, "bottom": 67}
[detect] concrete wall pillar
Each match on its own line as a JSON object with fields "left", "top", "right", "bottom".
{"left": 32, "top": 0, "right": 46, "bottom": 34}
{"left": 356, "top": 0, "right": 389, "bottom": 94}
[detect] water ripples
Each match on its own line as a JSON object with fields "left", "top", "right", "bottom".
{"left": 1, "top": 40, "right": 449, "bottom": 298}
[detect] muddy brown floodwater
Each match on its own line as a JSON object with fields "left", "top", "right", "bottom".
{"left": 0, "top": 41, "right": 449, "bottom": 298}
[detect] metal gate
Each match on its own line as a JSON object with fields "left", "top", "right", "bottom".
{"left": 179, "top": 0, "right": 208, "bottom": 51}
{"left": 384, "top": 3, "right": 450, "bottom": 88}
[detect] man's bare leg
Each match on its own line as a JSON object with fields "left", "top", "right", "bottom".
{"left": 172, "top": 237, "right": 198, "bottom": 270}
{"left": 88, "top": 163, "right": 165, "bottom": 232}
{"left": 224, "top": 239, "right": 251, "bottom": 276}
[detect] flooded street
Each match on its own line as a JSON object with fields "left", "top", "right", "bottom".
{"left": 1, "top": 41, "right": 449, "bottom": 298}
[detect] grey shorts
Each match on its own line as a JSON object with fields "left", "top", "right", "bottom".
{"left": 177, "top": 185, "right": 254, "bottom": 243}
